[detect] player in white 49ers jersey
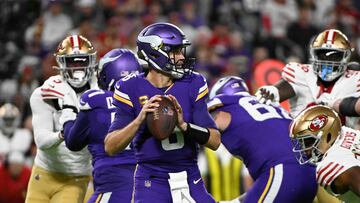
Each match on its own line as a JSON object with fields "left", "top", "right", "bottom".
{"left": 290, "top": 105, "right": 360, "bottom": 203}
{"left": 255, "top": 29, "right": 360, "bottom": 129}
{"left": 27, "top": 35, "right": 98, "bottom": 203}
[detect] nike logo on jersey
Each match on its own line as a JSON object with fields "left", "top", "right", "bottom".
{"left": 193, "top": 178, "right": 201, "bottom": 184}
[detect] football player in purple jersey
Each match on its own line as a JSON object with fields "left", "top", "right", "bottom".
{"left": 207, "top": 76, "right": 317, "bottom": 203}
{"left": 104, "top": 22, "right": 221, "bottom": 203}
{"left": 59, "top": 48, "right": 142, "bottom": 203}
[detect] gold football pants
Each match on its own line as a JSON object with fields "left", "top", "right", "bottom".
{"left": 25, "top": 165, "right": 90, "bottom": 203}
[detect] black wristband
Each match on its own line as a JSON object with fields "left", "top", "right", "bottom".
{"left": 62, "top": 105, "right": 78, "bottom": 113}
{"left": 339, "top": 97, "right": 358, "bottom": 116}
{"left": 183, "top": 123, "right": 210, "bottom": 145}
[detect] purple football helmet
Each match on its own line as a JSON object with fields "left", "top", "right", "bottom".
{"left": 137, "top": 22, "right": 195, "bottom": 79}
{"left": 98, "top": 48, "right": 142, "bottom": 91}
{"left": 209, "top": 76, "right": 249, "bottom": 99}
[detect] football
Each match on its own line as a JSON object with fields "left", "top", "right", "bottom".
{"left": 146, "top": 96, "right": 178, "bottom": 140}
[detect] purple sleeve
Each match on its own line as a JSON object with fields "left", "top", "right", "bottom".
{"left": 108, "top": 107, "right": 135, "bottom": 133}
{"left": 191, "top": 74, "right": 217, "bottom": 129}
{"left": 193, "top": 98, "right": 217, "bottom": 129}
{"left": 63, "top": 111, "right": 90, "bottom": 151}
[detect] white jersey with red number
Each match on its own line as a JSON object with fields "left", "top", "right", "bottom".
{"left": 316, "top": 126, "right": 360, "bottom": 202}
{"left": 30, "top": 75, "right": 98, "bottom": 176}
{"left": 282, "top": 62, "right": 360, "bottom": 129}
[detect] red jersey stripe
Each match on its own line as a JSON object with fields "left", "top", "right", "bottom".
{"left": 325, "top": 165, "right": 344, "bottom": 187}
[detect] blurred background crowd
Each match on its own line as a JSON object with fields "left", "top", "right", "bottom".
{"left": 0, "top": 0, "right": 360, "bottom": 202}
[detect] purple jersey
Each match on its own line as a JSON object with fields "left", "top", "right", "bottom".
{"left": 63, "top": 89, "right": 135, "bottom": 193}
{"left": 207, "top": 93, "right": 296, "bottom": 179}
{"left": 109, "top": 72, "right": 216, "bottom": 172}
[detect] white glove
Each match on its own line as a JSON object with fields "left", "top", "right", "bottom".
{"left": 59, "top": 108, "right": 77, "bottom": 127}
{"left": 61, "top": 90, "right": 79, "bottom": 111}
{"left": 59, "top": 93, "right": 78, "bottom": 129}
{"left": 255, "top": 85, "right": 280, "bottom": 105}
{"left": 316, "top": 93, "right": 336, "bottom": 109}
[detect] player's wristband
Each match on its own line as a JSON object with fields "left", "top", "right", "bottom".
{"left": 183, "top": 123, "right": 210, "bottom": 145}
{"left": 339, "top": 97, "right": 358, "bottom": 116}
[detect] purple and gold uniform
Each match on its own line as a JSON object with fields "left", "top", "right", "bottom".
{"left": 63, "top": 89, "right": 136, "bottom": 203}
{"left": 208, "top": 93, "right": 317, "bottom": 203}
{"left": 109, "top": 72, "right": 216, "bottom": 202}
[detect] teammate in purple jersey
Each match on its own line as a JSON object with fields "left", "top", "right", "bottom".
{"left": 60, "top": 48, "right": 142, "bottom": 203}
{"left": 207, "top": 76, "right": 318, "bottom": 203}
{"left": 105, "top": 22, "right": 221, "bottom": 203}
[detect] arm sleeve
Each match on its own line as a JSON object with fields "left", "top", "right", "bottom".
{"left": 30, "top": 88, "right": 63, "bottom": 150}
{"left": 281, "top": 62, "right": 309, "bottom": 96}
{"left": 192, "top": 74, "right": 217, "bottom": 129}
{"left": 63, "top": 111, "right": 89, "bottom": 151}
{"left": 108, "top": 107, "right": 135, "bottom": 133}
{"left": 108, "top": 79, "right": 136, "bottom": 133}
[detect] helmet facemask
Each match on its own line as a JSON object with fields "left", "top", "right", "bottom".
{"left": 164, "top": 45, "right": 195, "bottom": 79}
{"left": 310, "top": 29, "right": 352, "bottom": 82}
{"left": 292, "top": 132, "right": 324, "bottom": 165}
{"left": 56, "top": 53, "right": 96, "bottom": 88}
{"left": 311, "top": 48, "right": 351, "bottom": 81}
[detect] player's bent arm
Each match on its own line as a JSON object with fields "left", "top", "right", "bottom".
{"left": 169, "top": 94, "right": 220, "bottom": 150}
{"left": 206, "top": 128, "right": 221, "bottom": 150}
{"left": 30, "top": 89, "right": 63, "bottom": 150}
{"left": 211, "top": 111, "right": 231, "bottom": 132}
{"left": 105, "top": 94, "right": 162, "bottom": 155}
{"left": 332, "top": 97, "right": 360, "bottom": 117}
{"left": 332, "top": 166, "right": 360, "bottom": 196}
{"left": 273, "top": 79, "right": 296, "bottom": 102}
{"left": 63, "top": 111, "right": 90, "bottom": 151}
{"left": 104, "top": 117, "right": 142, "bottom": 156}
{"left": 180, "top": 123, "right": 220, "bottom": 150}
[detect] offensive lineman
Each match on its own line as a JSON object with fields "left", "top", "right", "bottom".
{"left": 208, "top": 76, "right": 317, "bottom": 203}
{"left": 61, "top": 48, "right": 142, "bottom": 203}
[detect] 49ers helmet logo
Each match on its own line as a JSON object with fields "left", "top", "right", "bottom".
{"left": 309, "top": 115, "right": 328, "bottom": 131}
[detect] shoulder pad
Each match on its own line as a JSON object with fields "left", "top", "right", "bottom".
{"left": 112, "top": 74, "right": 142, "bottom": 108}
{"left": 316, "top": 159, "right": 346, "bottom": 188}
{"left": 41, "top": 75, "right": 64, "bottom": 88}
{"left": 207, "top": 94, "right": 246, "bottom": 111}
{"left": 191, "top": 73, "right": 209, "bottom": 102}
{"left": 42, "top": 75, "right": 65, "bottom": 86}
{"left": 79, "top": 89, "right": 111, "bottom": 110}
{"left": 282, "top": 62, "right": 311, "bottom": 85}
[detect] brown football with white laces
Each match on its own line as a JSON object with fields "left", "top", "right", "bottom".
{"left": 146, "top": 96, "right": 178, "bottom": 140}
